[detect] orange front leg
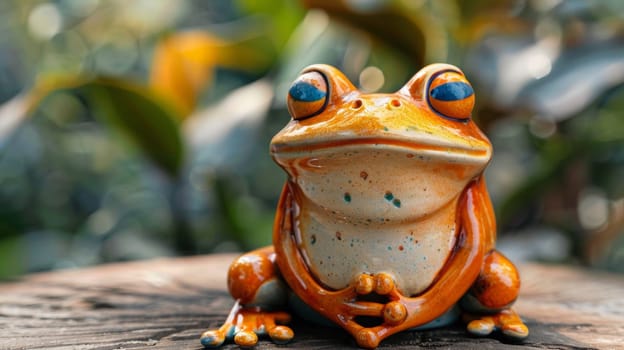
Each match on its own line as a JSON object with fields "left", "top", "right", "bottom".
{"left": 200, "top": 247, "right": 294, "bottom": 347}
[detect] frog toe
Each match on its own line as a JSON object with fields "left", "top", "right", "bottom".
{"left": 200, "top": 329, "right": 227, "bottom": 348}
{"left": 374, "top": 273, "right": 396, "bottom": 295}
{"left": 268, "top": 325, "right": 294, "bottom": 344}
{"left": 234, "top": 330, "right": 258, "bottom": 348}
{"left": 355, "top": 274, "right": 375, "bottom": 295}
{"left": 466, "top": 317, "right": 495, "bottom": 336}
{"left": 502, "top": 321, "right": 529, "bottom": 340}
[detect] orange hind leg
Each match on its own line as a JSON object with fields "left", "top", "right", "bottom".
{"left": 200, "top": 246, "right": 294, "bottom": 347}
{"left": 461, "top": 250, "right": 529, "bottom": 340}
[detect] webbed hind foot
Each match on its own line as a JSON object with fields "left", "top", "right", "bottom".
{"left": 200, "top": 301, "right": 293, "bottom": 347}
{"left": 464, "top": 308, "right": 528, "bottom": 340}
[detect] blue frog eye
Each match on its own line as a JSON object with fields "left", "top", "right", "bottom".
{"left": 287, "top": 71, "right": 328, "bottom": 120}
{"left": 427, "top": 71, "right": 474, "bottom": 121}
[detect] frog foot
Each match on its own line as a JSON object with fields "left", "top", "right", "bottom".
{"left": 464, "top": 308, "right": 528, "bottom": 340}
{"left": 200, "top": 301, "right": 293, "bottom": 348}
{"left": 354, "top": 272, "right": 398, "bottom": 296}
{"left": 352, "top": 273, "right": 407, "bottom": 326}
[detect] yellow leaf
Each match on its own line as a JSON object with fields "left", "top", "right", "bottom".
{"left": 150, "top": 31, "right": 225, "bottom": 118}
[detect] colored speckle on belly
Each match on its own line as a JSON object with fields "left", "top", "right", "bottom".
{"left": 344, "top": 192, "right": 351, "bottom": 203}
{"left": 335, "top": 231, "right": 342, "bottom": 240}
{"left": 384, "top": 192, "right": 401, "bottom": 208}
{"left": 360, "top": 171, "right": 368, "bottom": 180}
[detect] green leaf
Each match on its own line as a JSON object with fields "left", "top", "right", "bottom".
{"left": 214, "top": 175, "right": 273, "bottom": 250}
{"left": 302, "top": 0, "right": 436, "bottom": 66}
{"left": 73, "top": 78, "right": 185, "bottom": 177}
{"left": 0, "top": 76, "right": 87, "bottom": 147}
{"left": 497, "top": 138, "right": 576, "bottom": 227}
{"left": 236, "top": 0, "right": 305, "bottom": 50}
{"left": 0, "top": 236, "right": 23, "bottom": 280}
{"left": 0, "top": 75, "right": 184, "bottom": 177}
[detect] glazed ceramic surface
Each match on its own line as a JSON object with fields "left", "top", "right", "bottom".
{"left": 200, "top": 64, "right": 528, "bottom": 349}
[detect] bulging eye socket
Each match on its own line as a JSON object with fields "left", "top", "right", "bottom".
{"left": 426, "top": 70, "right": 475, "bottom": 121}
{"left": 287, "top": 71, "right": 329, "bottom": 120}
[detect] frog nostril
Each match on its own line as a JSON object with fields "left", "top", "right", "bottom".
{"left": 351, "top": 99, "right": 363, "bottom": 109}
{"left": 390, "top": 99, "right": 401, "bottom": 108}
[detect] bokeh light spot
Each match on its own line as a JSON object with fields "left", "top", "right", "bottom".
{"left": 578, "top": 189, "right": 609, "bottom": 230}
{"left": 28, "top": 3, "right": 63, "bottom": 40}
{"left": 359, "top": 66, "right": 385, "bottom": 92}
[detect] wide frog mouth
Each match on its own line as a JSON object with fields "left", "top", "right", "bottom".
{"left": 270, "top": 135, "right": 491, "bottom": 163}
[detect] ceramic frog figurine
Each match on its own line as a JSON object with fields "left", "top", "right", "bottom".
{"left": 200, "top": 64, "right": 528, "bottom": 349}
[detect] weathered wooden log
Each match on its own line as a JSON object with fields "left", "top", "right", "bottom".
{"left": 0, "top": 254, "right": 622, "bottom": 349}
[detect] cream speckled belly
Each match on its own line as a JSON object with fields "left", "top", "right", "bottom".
{"left": 293, "top": 199, "right": 458, "bottom": 296}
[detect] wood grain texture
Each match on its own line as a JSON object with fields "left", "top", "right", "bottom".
{"left": 0, "top": 254, "right": 623, "bottom": 350}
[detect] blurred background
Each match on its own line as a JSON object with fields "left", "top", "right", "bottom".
{"left": 0, "top": 0, "right": 623, "bottom": 280}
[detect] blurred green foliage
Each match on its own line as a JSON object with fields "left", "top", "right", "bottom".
{"left": 0, "top": 0, "right": 623, "bottom": 279}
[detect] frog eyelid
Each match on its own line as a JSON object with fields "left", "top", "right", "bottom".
{"left": 426, "top": 69, "right": 474, "bottom": 122}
